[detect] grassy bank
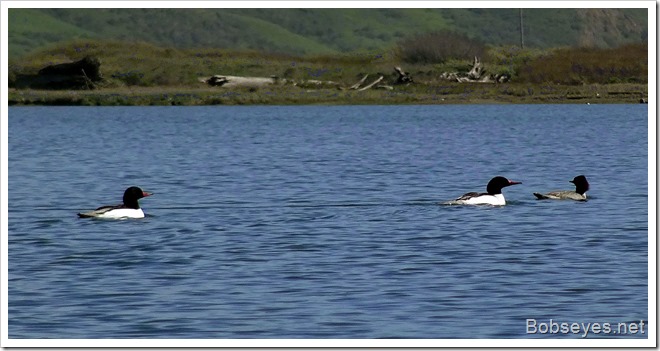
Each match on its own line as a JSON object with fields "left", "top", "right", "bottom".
{"left": 8, "top": 39, "right": 648, "bottom": 105}
{"left": 8, "top": 83, "right": 647, "bottom": 106}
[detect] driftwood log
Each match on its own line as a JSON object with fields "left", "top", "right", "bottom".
{"left": 201, "top": 66, "right": 410, "bottom": 91}
{"left": 13, "top": 56, "right": 102, "bottom": 89}
{"left": 346, "top": 67, "right": 412, "bottom": 91}
{"left": 467, "top": 56, "right": 484, "bottom": 80}
{"left": 205, "top": 76, "right": 230, "bottom": 87}
{"left": 349, "top": 75, "right": 369, "bottom": 90}
{"left": 200, "top": 75, "right": 339, "bottom": 89}
{"left": 346, "top": 74, "right": 393, "bottom": 91}
{"left": 357, "top": 75, "right": 384, "bottom": 91}
{"left": 201, "top": 75, "right": 279, "bottom": 88}
{"left": 440, "top": 56, "right": 510, "bottom": 84}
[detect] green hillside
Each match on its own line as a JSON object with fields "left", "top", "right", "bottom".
{"left": 9, "top": 9, "right": 94, "bottom": 58}
{"left": 9, "top": 8, "right": 648, "bottom": 59}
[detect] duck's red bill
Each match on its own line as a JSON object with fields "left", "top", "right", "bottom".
{"left": 143, "top": 192, "right": 153, "bottom": 197}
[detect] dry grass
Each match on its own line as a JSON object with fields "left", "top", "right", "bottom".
{"left": 517, "top": 43, "right": 647, "bottom": 84}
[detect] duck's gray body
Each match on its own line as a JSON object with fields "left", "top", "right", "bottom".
{"left": 533, "top": 190, "right": 586, "bottom": 201}
{"left": 533, "top": 175, "right": 589, "bottom": 201}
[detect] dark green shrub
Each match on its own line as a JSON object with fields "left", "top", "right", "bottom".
{"left": 396, "top": 30, "right": 486, "bottom": 64}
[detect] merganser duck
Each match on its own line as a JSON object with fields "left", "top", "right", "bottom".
{"left": 78, "top": 186, "right": 153, "bottom": 219}
{"left": 533, "top": 175, "right": 589, "bottom": 201}
{"left": 444, "top": 176, "right": 521, "bottom": 206}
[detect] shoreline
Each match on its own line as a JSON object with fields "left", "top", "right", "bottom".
{"left": 8, "top": 83, "right": 648, "bottom": 106}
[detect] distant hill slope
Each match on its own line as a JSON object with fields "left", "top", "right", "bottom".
{"left": 9, "top": 8, "right": 647, "bottom": 59}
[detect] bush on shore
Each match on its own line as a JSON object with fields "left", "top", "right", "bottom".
{"left": 395, "top": 30, "right": 487, "bottom": 64}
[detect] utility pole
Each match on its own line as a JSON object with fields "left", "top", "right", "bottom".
{"left": 519, "top": 9, "right": 525, "bottom": 48}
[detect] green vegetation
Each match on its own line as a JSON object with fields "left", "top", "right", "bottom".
{"left": 9, "top": 8, "right": 647, "bottom": 59}
{"left": 396, "top": 30, "right": 486, "bottom": 64}
{"left": 8, "top": 38, "right": 648, "bottom": 106}
{"left": 10, "top": 39, "right": 648, "bottom": 87}
{"left": 8, "top": 8, "right": 647, "bottom": 105}
{"left": 9, "top": 39, "right": 394, "bottom": 88}
{"left": 9, "top": 9, "right": 94, "bottom": 59}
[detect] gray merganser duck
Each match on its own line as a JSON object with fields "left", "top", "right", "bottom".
{"left": 444, "top": 176, "right": 521, "bottom": 206}
{"left": 78, "top": 186, "right": 153, "bottom": 219}
{"left": 533, "top": 175, "right": 589, "bottom": 201}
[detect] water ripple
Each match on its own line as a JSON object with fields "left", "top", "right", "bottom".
{"left": 8, "top": 104, "right": 648, "bottom": 339}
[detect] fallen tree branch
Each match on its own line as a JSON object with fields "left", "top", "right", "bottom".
{"left": 349, "top": 74, "right": 369, "bottom": 90}
{"left": 358, "top": 76, "right": 384, "bottom": 91}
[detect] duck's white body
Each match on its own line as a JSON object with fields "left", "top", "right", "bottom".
{"left": 79, "top": 207, "right": 145, "bottom": 219}
{"left": 444, "top": 176, "right": 520, "bottom": 206}
{"left": 453, "top": 193, "right": 506, "bottom": 206}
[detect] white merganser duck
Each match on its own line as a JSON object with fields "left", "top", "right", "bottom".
{"left": 78, "top": 186, "right": 153, "bottom": 219}
{"left": 445, "top": 176, "right": 521, "bottom": 206}
{"left": 533, "top": 175, "right": 589, "bottom": 201}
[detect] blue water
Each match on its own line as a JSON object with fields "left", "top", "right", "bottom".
{"left": 8, "top": 104, "right": 648, "bottom": 339}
